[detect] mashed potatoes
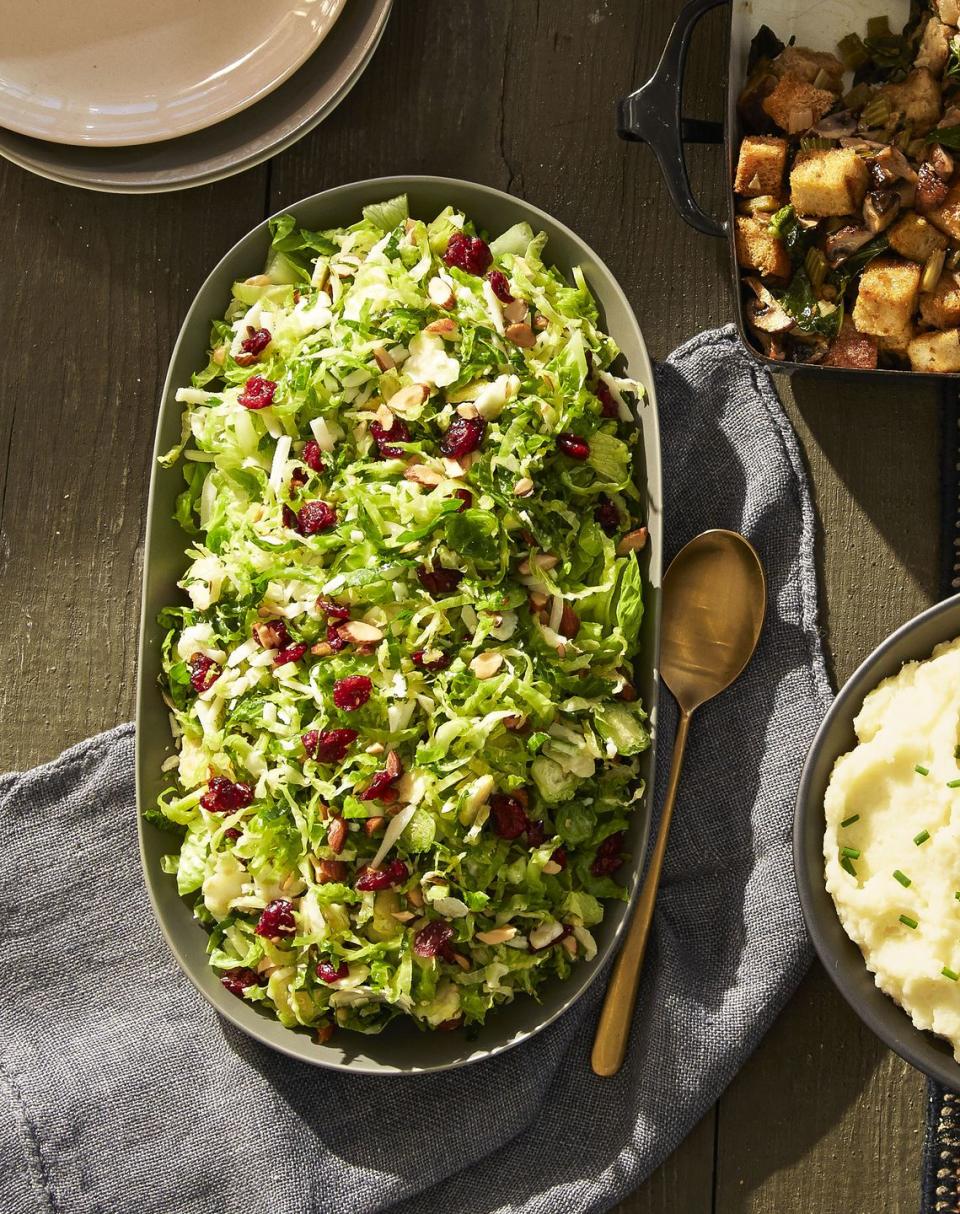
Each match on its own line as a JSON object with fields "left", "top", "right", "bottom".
{"left": 825, "top": 637, "right": 960, "bottom": 1060}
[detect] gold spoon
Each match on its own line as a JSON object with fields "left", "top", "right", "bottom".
{"left": 591, "top": 529, "right": 767, "bottom": 1077}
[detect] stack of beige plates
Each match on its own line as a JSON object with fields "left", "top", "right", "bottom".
{"left": 0, "top": 0, "right": 391, "bottom": 192}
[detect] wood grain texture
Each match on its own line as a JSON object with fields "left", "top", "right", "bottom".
{"left": 0, "top": 0, "right": 940, "bottom": 1209}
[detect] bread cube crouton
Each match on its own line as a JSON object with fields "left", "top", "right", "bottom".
{"left": 774, "top": 47, "right": 845, "bottom": 92}
{"left": 935, "top": 0, "right": 960, "bottom": 26}
{"left": 761, "top": 75, "right": 836, "bottom": 134}
{"left": 734, "top": 217, "right": 791, "bottom": 279}
{"left": 919, "top": 271, "right": 960, "bottom": 327}
{"left": 926, "top": 182, "right": 960, "bottom": 239}
{"left": 888, "top": 212, "right": 948, "bottom": 262}
{"left": 878, "top": 324, "right": 915, "bottom": 356}
{"left": 790, "top": 148, "right": 869, "bottom": 217}
{"left": 824, "top": 318, "right": 879, "bottom": 369}
{"left": 852, "top": 257, "right": 921, "bottom": 339}
{"left": 908, "top": 328, "right": 960, "bottom": 372}
{"left": 880, "top": 68, "right": 942, "bottom": 132}
{"left": 916, "top": 16, "right": 952, "bottom": 74}
{"left": 734, "top": 136, "right": 789, "bottom": 197}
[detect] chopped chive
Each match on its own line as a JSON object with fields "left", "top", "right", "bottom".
{"left": 915, "top": 765, "right": 930, "bottom": 776}
{"left": 955, "top": 745, "right": 960, "bottom": 761}
{"left": 840, "top": 814, "right": 860, "bottom": 827}
{"left": 914, "top": 830, "right": 931, "bottom": 846}
{"left": 841, "top": 856, "right": 857, "bottom": 877}
{"left": 840, "top": 846, "right": 861, "bottom": 859}
{"left": 899, "top": 914, "right": 919, "bottom": 929}
{"left": 893, "top": 870, "right": 912, "bottom": 887}
{"left": 944, "top": 967, "right": 959, "bottom": 981}
{"left": 956, "top": 891, "right": 960, "bottom": 902}
{"left": 949, "top": 779, "right": 960, "bottom": 788}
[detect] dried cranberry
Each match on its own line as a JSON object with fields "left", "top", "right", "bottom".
{"left": 413, "top": 921, "right": 455, "bottom": 960}
{"left": 550, "top": 847, "right": 567, "bottom": 870}
{"left": 223, "top": 827, "right": 242, "bottom": 842}
{"left": 282, "top": 504, "right": 298, "bottom": 530}
{"left": 317, "top": 596, "right": 350, "bottom": 621}
{"left": 490, "top": 794, "right": 530, "bottom": 840}
{"left": 297, "top": 500, "right": 337, "bottom": 536}
{"left": 440, "top": 416, "right": 486, "bottom": 459}
{"left": 594, "top": 498, "right": 620, "bottom": 535}
{"left": 188, "top": 652, "right": 220, "bottom": 693}
{"left": 370, "top": 416, "right": 411, "bottom": 459}
{"left": 220, "top": 967, "right": 263, "bottom": 997}
{"left": 437, "top": 1016, "right": 464, "bottom": 1031}
{"left": 290, "top": 468, "right": 308, "bottom": 490}
{"left": 556, "top": 433, "right": 590, "bottom": 460}
{"left": 274, "top": 642, "right": 308, "bottom": 666}
{"left": 316, "top": 960, "right": 349, "bottom": 984}
{"left": 302, "top": 439, "right": 325, "bottom": 473}
{"left": 333, "top": 675, "right": 372, "bottom": 711}
{"left": 361, "top": 761, "right": 402, "bottom": 802}
{"left": 526, "top": 819, "right": 546, "bottom": 847}
{"left": 591, "top": 831, "right": 625, "bottom": 877}
{"left": 486, "top": 269, "right": 514, "bottom": 303}
{"left": 303, "top": 728, "right": 358, "bottom": 762}
{"left": 417, "top": 565, "right": 463, "bottom": 596}
{"left": 238, "top": 375, "right": 276, "bottom": 410}
{"left": 595, "top": 380, "right": 618, "bottom": 419}
{"left": 412, "top": 649, "right": 452, "bottom": 672}
{"left": 315, "top": 859, "right": 347, "bottom": 883}
{"left": 201, "top": 777, "right": 254, "bottom": 814}
{"left": 443, "top": 231, "right": 492, "bottom": 275}
{"left": 253, "top": 619, "right": 291, "bottom": 650}
{"left": 255, "top": 899, "right": 296, "bottom": 937}
{"left": 354, "top": 858, "right": 408, "bottom": 891}
{"left": 240, "top": 327, "right": 272, "bottom": 356}
{"left": 326, "top": 624, "right": 347, "bottom": 653}
{"left": 454, "top": 488, "right": 473, "bottom": 513}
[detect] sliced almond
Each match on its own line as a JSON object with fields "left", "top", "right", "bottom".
{"left": 327, "top": 816, "right": 347, "bottom": 855}
{"left": 244, "top": 273, "right": 272, "bottom": 286}
{"left": 388, "top": 383, "right": 430, "bottom": 412}
{"left": 558, "top": 604, "right": 580, "bottom": 639}
{"left": 616, "top": 527, "right": 648, "bottom": 556}
{"left": 456, "top": 403, "right": 480, "bottom": 420}
{"left": 425, "top": 318, "right": 458, "bottom": 338}
{"left": 406, "top": 886, "right": 424, "bottom": 908}
{"left": 442, "top": 457, "right": 467, "bottom": 479}
{"left": 375, "top": 402, "right": 395, "bottom": 430}
{"left": 503, "top": 714, "right": 528, "bottom": 732}
{"left": 212, "top": 344, "right": 227, "bottom": 367}
{"left": 503, "top": 299, "right": 528, "bottom": 325}
{"left": 470, "top": 651, "right": 504, "bottom": 680}
{"left": 365, "top": 741, "right": 385, "bottom": 755}
{"left": 518, "top": 553, "right": 559, "bottom": 576}
{"left": 311, "top": 641, "right": 334, "bottom": 657}
{"left": 475, "top": 926, "right": 518, "bottom": 945}
{"left": 391, "top": 910, "right": 416, "bottom": 923}
{"left": 385, "top": 749, "right": 403, "bottom": 779}
{"left": 505, "top": 322, "right": 536, "bottom": 348}
{"left": 513, "top": 476, "right": 534, "bottom": 498}
{"left": 363, "top": 816, "right": 386, "bottom": 836}
{"left": 528, "top": 591, "right": 548, "bottom": 611}
{"left": 615, "top": 680, "right": 637, "bottom": 703}
{"left": 427, "top": 276, "right": 456, "bottom": 309}
{"left": 404, "top": 463, "right": 444, "bottom": 487}
{"left": 542, "top": 860, "right": 564, "bottom": 876}
{"left": 533, "top": 313, "right": 549, "bottom": 331}
{"left": 561, "top": 934, "right": 578, "bottom": 957}
{"left": 338, "top": 620, "right": 385, "bottom": 644}
{"left": 315, "top": 1023, "right": 336, "bottom": 1044}
{"left": 451, "top": 951, "right": 471, "bottom": 972}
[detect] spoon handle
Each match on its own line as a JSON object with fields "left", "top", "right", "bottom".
{"left": 591, "top": 708, "right": 692, "bottom": 1077}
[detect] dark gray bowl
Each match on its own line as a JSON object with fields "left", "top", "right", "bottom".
{"left": 135, "top": 176, "right": 663, "bottom": 1073}
{"left": 796, "top": 593, "right": 960, "bottom": 1088}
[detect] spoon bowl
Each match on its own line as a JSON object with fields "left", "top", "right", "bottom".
{"left": 592, "top": 529, "right": 766, "bottom": 1076}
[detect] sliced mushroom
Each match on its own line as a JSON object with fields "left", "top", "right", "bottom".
{"left": 863, "top": 190, "right": 901, "bottom": 234}
{"left": 868, "top": 144, "right": 918, "bottom": 186}
{"left": 931, "top": 144, "right": 955, "bottom": 181}
{"left": 892, "top": 179, "right": 918, "bottom": 209}
{"left": 916, "top": 161, "right": 950, "bottom": 213}
{"left": 824, "top": 225, "right": 874, "bottom": 266}
{"left": 743, "top": 277, "right": 794, "bottom": 333}
{"left": 812, "top": 110, "right": 857, "bottom": 139}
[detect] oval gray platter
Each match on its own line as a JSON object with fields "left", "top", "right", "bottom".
{"left": 136, "top": 176, "right": 663, "bottom": 1073}
{"left": 795, "top": 591, "right": 960, "bottom": 1088}
{"left": 0, "top": 0, "right": 391, "bottom": 194}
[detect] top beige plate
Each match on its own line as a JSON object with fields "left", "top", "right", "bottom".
{"left": 0, "top": 0, "right": 346, "bottom": 147}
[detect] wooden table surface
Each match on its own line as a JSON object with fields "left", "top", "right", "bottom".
{"left": 0, "top": 2, "right": 941, "bottom": 1210}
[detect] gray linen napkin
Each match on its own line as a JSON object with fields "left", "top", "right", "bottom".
{"left": 0, "top": 326, "right": 831, "bottom": 1214}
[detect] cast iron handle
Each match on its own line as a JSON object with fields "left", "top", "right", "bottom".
{"left": 617, "top": 0, "right": 728, "bottom": 238}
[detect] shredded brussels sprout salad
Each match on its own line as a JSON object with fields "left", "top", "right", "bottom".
{"left": 151, "top": 193, "right": 651, "bottom": 1039}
